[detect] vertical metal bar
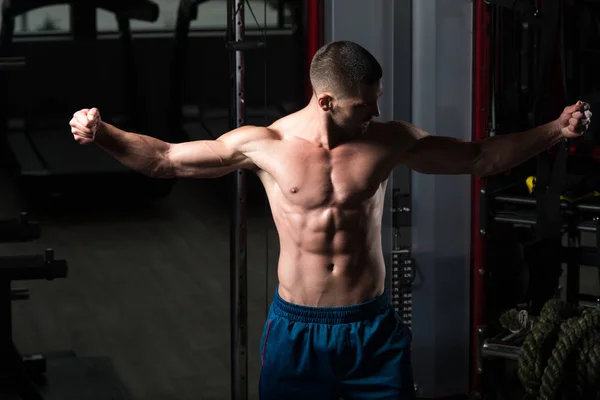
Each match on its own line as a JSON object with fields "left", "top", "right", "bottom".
{"left": 21, "top": 15, "right": 29, "bottom": 33}
{"left": 70, "top": 3, "right": 97, "bottom": 39}
{"left": 0, "top": 9, "right": 16, "bottom": 53}
{"left": 228, "top": 0, "right": 247, "bottom": 399}
{"left": 596, "top": 218, "right": 600, "bottom": 303}
{"left": 277, "top": 0, "right": 284, "bottom": 28}
{"left": 169, "top": 2, "right": 192, "bottom": 142}
{"left": 305, "top": 0, "right": 323, "bottom": 102}
{"left": 116, "top": 17, "right": 140, "bottom": 132}
{"left": 0, "top": 279, "right": 12, "bottom": 376}
{"left": 566, "top": 226, "right": 580, "bottom": 304}
{"left": 472, "top": 0, "right": 491, "bottom": 395}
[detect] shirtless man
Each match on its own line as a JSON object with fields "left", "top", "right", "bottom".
{"left": 69, "top": 41, "right": 591, "bottom": 399}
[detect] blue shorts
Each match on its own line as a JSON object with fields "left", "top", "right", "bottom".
{"left": 259, "top": 289, "right": 415, "bottom": 400}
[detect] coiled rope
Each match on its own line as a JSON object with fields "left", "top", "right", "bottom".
{"left": 515, "top": 299, "right": 600, "bottom": 400}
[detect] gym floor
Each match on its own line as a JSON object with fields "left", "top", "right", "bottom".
{"left": 0, "top": 167, "right": 280, "bottom": 399}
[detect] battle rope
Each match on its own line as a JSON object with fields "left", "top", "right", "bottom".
{"left": 514, "top": 299, "right": 600, "bottom": 400}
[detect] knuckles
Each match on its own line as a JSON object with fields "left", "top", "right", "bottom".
{"left": 69, "top": 109, "right": 99, "bottom": 144}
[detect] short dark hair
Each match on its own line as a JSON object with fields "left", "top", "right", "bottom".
{"left": 309, "top": 41, "right": 382, "bottom": 97}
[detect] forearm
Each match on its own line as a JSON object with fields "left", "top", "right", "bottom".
{"left": 95, "top": 122, "right": 172, "bottom": 178}
{"left": 475, "top": 121, "right": 563, "bottom": 177}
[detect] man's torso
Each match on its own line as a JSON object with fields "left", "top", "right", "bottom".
{"left": 247, "top": 113, "right": 401, "bottom": 306}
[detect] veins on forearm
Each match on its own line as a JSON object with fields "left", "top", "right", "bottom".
{"left": 95, "top": 124, "right": 170, "bottom": 177}
{"left": 475, "top": 122, "right": 562, "bottom": 177}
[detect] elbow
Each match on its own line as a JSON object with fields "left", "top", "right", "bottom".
{"left": 149, "top": 162, "right": 176, "bottom": 179}
{"left": 472, "top": 162, "right": 489, "bottom": 178}
{"left": 471, "top": 144, "right": 499, "bottom": 178}
{"left": 148, "top": 146, "right": 176, "bottom": 179}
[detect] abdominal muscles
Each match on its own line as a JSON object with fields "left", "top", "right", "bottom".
{"left": 257, "top": 135, "right": 390, "bottom": 306}
{"left": 272, "top": 197, "right": 386, "bottom": 306}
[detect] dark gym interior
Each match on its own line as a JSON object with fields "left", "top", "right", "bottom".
{"left": 475, "top": 1, "right": 600, "bottom": 400}
{"left": 0, "top": 1, "right": 296, "bottom": 399}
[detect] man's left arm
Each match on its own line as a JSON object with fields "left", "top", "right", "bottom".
{"left": 391, "top": 101, "right": 592, "bottom": 177}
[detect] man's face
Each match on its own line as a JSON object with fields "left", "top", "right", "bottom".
{"left": 327, "top": 80, "right": 383, "bottom": 134}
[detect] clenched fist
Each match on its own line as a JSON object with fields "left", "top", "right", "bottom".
{"left": 557, "top": 100, "right": 593, "bottom": 138}
{"left": 70, "top": 108, "right": 101, "bottom": 145}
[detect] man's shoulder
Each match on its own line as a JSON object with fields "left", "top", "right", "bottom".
{"left": 266, "top": 112, "right": 306, "bottom": 141}
{"left": 251, "top": 125, "right": 281, "bottom": 141}
{"left": 369, "top": 120, "right": 428, "bottom": 141}
{"left": 368, "top": 120, "right": 410, "bottom": 133}
{"left": 367, "top": 120, "right": 407, "bottom": 142}
{"left": 231, "top": 125, "right": 281, "bottom": 143}
{"left": 363, "top": 121, "right": 429, "bottom": 160}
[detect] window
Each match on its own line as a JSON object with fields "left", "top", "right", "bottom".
{"left": 1, "top": 1, "right": 290, "bottom": 35}
{"left": 97, "top": 0, "right": 287, "bottom": 32}
{"left": 11, "top": 5, "right": 71, "bottom": 35}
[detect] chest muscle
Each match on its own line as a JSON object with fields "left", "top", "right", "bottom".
{"left": 259, "top": 140, "right": 388, "bottom": 209}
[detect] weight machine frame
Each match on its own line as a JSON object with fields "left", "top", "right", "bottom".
{"left": 473, "top": 1, "right": 600, "bottom": 398}
{"left": 227, "top": 1, "right": 248, "bottom": 399}
{"left": 227, "top": 1, "right": 323, "bottom": 399}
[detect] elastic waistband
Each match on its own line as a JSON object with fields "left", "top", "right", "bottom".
{"left": 271, "top": 288, "right": 391, "bottom": 324}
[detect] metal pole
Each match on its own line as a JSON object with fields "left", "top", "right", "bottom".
{"left": 228, "top": 0, "right": 248, "bottom": 399}
{"left": 0, "top": 57, "right": 25, "bottom": 71}
{"left": 481, "top": 340, "right": 521, "bottom": 361}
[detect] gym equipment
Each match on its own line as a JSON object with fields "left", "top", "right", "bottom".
{"left": 0, "top": 249, "right": 134, "bottom": 400}
{"left": 0, "top": 249, "right": 68, "bottom": 399}
{"left": 0, "top": 212, "right": 40, "bottom": 243}
{"left": 168, "top": 0, "right": 296, "bottom": 143}
{"left": 517, "top": 299, "right": 596, "bottom": 399}
{"left": 223, "top": 1, "right": 283, "bottom": 399}
{"left": 472, "top": 3, "right": 488, "bottom": 396}
{"left": 479, "top": 299, "right": 600, "bottom": 400}
{"left": 484, "top": 224, "right": 535, "bottom": 319}
{"left": 483, "top": 187, "right": 600, "bottom": 306}
{"left": 0, "top": 0, "right": 173, "bottom": 200}
{"left": 226, "top": 1, "right": 256, "bottom": 398}
{"left": 0, "top": 56, "right": 24, "bottom": 70}
{"left": 0, "top": 56, "right": 24, "bottom": 177}
{"left": 475, "top": 1, "right": 600, "bottom": 398}
{"left": 0, "top": 218, "right": 134, "bottom": 399}
{"left": 389, "top": 190, "right": 414, "bottom": 330}
{"left": 526, "top": 175, "right": 600, "bottom": 203}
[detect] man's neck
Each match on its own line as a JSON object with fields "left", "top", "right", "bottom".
{"left": 300, "top": 99, "right": 349, "bottom": 150}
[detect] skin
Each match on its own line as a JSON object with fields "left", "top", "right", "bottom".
{"left": 69, "top": 80, "right": 592, "bottom": 307}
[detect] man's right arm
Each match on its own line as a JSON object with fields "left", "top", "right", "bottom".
{"left": 70, "top": 108, "right": 268, "bottom": 179}
{"left": 96, "top": 122, "right": 264, "bottom": 179}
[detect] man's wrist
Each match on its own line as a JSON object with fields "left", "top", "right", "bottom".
{"left": 548, "top": 120, "right": 564, "bottom": 141}
{"left": 95, "top": 121, "right": 107, "bottom": 142}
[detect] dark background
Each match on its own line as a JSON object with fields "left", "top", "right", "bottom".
{"left": 0, "top": 1, "right": 301, "bottom": 399}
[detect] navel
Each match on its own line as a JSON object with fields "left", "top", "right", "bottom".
{"left": 327, "top": 263, "right": 335, "bottom": 271}
{"left": 290, "top": 187, "right": 298, "bottom": 194}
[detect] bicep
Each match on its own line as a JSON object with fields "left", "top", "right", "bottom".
{"left": 167, "top": 126, "right": 260, "bottom": 178}
{"left": 401, "top": 135, "right": 482, "bottom": 175}
{"left": 388, "top": 121, "right": 481, "bottom": 175}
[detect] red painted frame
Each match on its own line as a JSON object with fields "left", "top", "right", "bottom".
{"left": 304, "top": 0, "right": 323, "bottom": 102}
{"left": 471, "top": 0, "right": 490, "bottom": 394}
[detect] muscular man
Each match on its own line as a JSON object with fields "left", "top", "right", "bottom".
{"left": 69, "top": 41, "right": 591, "bottom": 399}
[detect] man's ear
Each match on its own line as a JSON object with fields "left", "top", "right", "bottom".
{"left": 317, "top": 94, "right": 334, "bottom": 111}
